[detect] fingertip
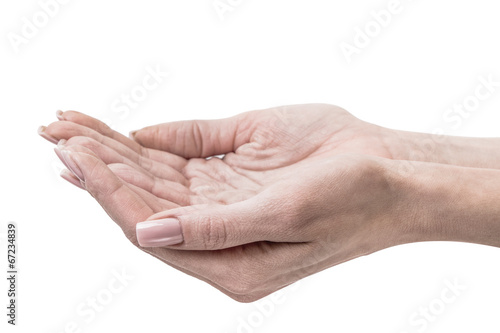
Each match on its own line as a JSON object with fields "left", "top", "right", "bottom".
{"left": 56, "top": 110, "right": 65, "bottom": 121}
{"left": 59, "top": 149, "right": 85, "bottom": 182}
{"left": 60, "top": 169, "right": 86, "bottom": 190}
{"left": 129, "top": 130, "right": 138, "bottom": 139}
{"left": 58, "top": 139, "right": 67, "bottom": 148}
{"left": 38, "top": 125, "right": 58, "bottom": 144}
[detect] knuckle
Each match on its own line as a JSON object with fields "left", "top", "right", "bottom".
{"left": 69, "top": 136, "right": 99, "bottom": 149}
{"left": 82, "top": 155, "right": 101, "bottom": 179}
{"left": 94, "top": 118, "right": 112, "bottom": 135}
{"left": 196, "top": 215, "right": 229, "bottom": 250}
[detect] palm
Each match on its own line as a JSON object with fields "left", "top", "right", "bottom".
{"left": 46, "top": 104, "right": 392, "bottom": 213}
{"left": 180, "top": 104, "right": 391, "bottom": 206}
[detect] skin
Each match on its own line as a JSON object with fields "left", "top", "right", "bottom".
{"left": 39, "top": 104, "right": 500, "bottom": 302}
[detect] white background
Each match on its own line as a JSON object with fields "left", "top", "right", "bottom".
{"left": 1, "top": 0, "right": 500, "bottom": 332}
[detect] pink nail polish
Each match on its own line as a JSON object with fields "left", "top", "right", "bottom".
{"left": 136, "top": 218, "right": 183, "bottom": 247}
{"left": 56, "top": 110, "right": 64, "bottom": 120}
{"left": 60, "top": 169, "right": 85, "bottom": 190}
{"left": 38, "top": 126, "right": 58, "bottom": 144}
{"left": 54, "top": 147, "right": 73, "bottom": 172}
{"left": 60, "top": 150, "right": 85, "bottom": 182}
{"left": 54, "top": 147, "right": 68, "bottom": 168}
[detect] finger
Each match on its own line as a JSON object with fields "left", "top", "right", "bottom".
{"left": 57, "top": 110, "right": 144, "bottom": 153}
{"left": 107, "top": 162, "right": 192, "bottom": 206}
{"left": 56, "top": 144, "right": 243, "bottom": 296}
{"left": 125, "top": 183, "right": 180, "bottom": 212}
{"left": 57, "top": 148, "right": 186, "bottom": 214}
{"left": 46, "top": 120, "right": 186, "bottom": 172}
{"left": 130, "top": 112, "right": 257, "bottom": 158}
{"left": 59, "top": 169, "right": 85, "bottom": 189}
{"left": 56, "top": 145, "right": 154, "bottom": 242}
{"left": 55, "top": 145, "right": 316, "bottom": 301}
{"left": 54, "top": 143, "right": 312, "bottom": 301}
{"left": 135, "top": 189, "right": 314, "bottom": 250}
{"left": 57, "top": 110, "right": 189, "bottom": 170}
{"left": 38, "top": 125, "right": 59, "bottom": 144}
{"left": 63, "top": 136, "right": 188, "bottom": 185}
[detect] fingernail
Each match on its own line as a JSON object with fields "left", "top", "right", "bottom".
{"left": 58, "top": 139, "right": 67, "bottom": 147}
{"left": 129, "top": 130, "right": 137, "bottom": 139}
{"left": 38, "top": 126, "right": 58, "bottom": 144}
{"left": 56, "top": 110, "right": 64, "bottom": 120}
{"left": 54, "top": 147, "right": 70, "bottom": 170}
{"left": 136, "top": 218, "right": 183, "bottom": 247}
{"left": 55, "top": 148, "right": 85, "bottom": 189}
{"left": 60, "top": 169, "right": 85, "bottom": 190}
{"left": 60, "top": 149, "right": 85, "bottom": 182}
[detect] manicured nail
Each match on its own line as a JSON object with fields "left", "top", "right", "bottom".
{"left": 38, "top": 126, "right": 58, "bottom": 144}
{"left": 54, "top": 147, "right": 66, "bottom": 165}
{"left": 54, "top": 147, "right": 70, "bottom": 170}
{"left": 60, "top": 149, "right": 85, "bottom": 182}
{"left": 136, "top": 218, "right": 183, "bottom": 247}
{"left": 58, "top": 139, "right": 67, "bottom": 147}
{"left": 56, "top": 110, "right": 64, "bottom": 120}
{"left": 60, "top": 169, "right": 85, "bottom": 190}
{"left": 55, "top": 148, "right": 85, "bottom": 189}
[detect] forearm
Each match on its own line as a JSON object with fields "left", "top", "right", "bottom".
{"left": 388, "top": 159, "right": 500, "bottom": 248}
{"left": 385, "top": 128, "right": 500, "bottom": 169}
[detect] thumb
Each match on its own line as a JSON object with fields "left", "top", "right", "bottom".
{"left": 130, "top": 113, "right": 254, "bottom": 159}
{"left": 135, "top": 196, "right": 301, "bottom": 250}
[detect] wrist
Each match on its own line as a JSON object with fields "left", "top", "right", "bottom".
{"left": 387, "top": 159, "right": 500, "bottom": 248}
{"left": 384, "top": 128, "right": 500, "bottom": 169}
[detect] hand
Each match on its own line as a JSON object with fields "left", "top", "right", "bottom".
{"left": 40, "top": 104, "right": 397, "bottom": 211}
{"left": 39, "top": 104, "right": 402, "bottom": 301}
{"left": 38, "top": 104, "right": 500, "bottom": 302}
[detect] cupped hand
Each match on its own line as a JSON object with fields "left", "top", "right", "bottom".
{"left": 39, "top": 104, "right": 407, "bottom": 302}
